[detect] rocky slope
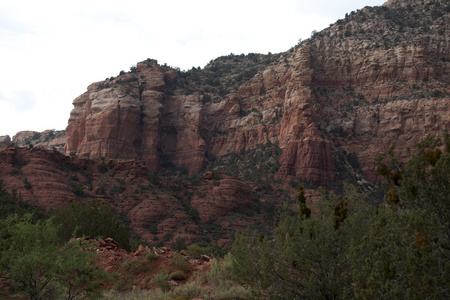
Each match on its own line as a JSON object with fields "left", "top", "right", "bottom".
{"left": 0, "top": 146, "right": 282, "bottom": 246}
{"left": 65, "top": 0, "right": 449, "bottom": 186}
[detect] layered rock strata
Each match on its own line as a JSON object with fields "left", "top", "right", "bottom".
{"left": 65, "top": 0, "right": 449, "bottom": 184}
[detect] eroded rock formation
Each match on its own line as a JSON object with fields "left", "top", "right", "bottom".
{"left": 64, "top": 0, "right": 449, "bottom": 185}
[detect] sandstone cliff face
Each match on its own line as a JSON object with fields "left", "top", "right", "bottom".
{"left": 65, "top": 0, "right": 449, "bottom": 185}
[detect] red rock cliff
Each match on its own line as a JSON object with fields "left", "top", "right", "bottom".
{"left": 65, "top": 0, "right": 449, "bottom": 185}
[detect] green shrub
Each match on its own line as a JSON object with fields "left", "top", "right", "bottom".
{"left": 52, "top": 201, "right": 131, "bottom": 250}
{"left": 122, "top": 258, "right": 151, "bottom": 274}
{"left": 146, "top": 252, "right": 158, "bottom": 262}
{"left": 152, "top": 270, "right": 171, "bottom": 292}
{"left": 98, "top": 162, "right": 108, "bottom": 173}
{"left": 0, "top": 215, "right": 110, "bottom": 299}
{"left": 208, "top": 253, "right": 234, "bottom": 283}
{"left": 188, "top": 207, "right": 200, "bottom": 222}
{"left": 170, "top": 270, "right": 187, "bottom": 281}
{"left": 23, "top": 178, "right": 32, "bottom": 190}
{"left": 113, "top": 274, "right": 135, "bottom": 292}
{"left": 68, "top": 179, "right": 84, "bottom": 197}
{"left": 171, "top": 281, "right": 208, "bottom": 299}
{"left": 211, "top": 281, "right": 252, "bottom": 300}
{"left": 187, "top": 243, "right": 207, "bottom": 258}
{"left": 172, "top": 237, "right": 187, "bottom": 251}
{"left": 163, "top": 232, "right": 174, "bottom": 242}
{"left": 170, "top": 253, "right": 191, "bottom": 272}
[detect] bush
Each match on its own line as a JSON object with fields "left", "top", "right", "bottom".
{"left": 188, "top": 207, "right": 200, "bottom": 222}
{"left": 23, "top": 178, "right": 32, "bottom": 190}
{"left": 211, "top": 281, "right": 252, "bottom": 300}
{"left": 68, "top": 179, "right": 84, "bottom": 197}
{"left": 172, "top": 237, "right": 187, "bottom": 251}
{"left": 208, "top": 253, "right": 234, "bottom": 283}
{"left": 52, "top": 201, "right": 131, "bottom": 250}
{"left": 163, "top": 232, "right": 174, "bottom": 242}
{"left": 170, "top": 253, "right": 191, "bottom": 272}
{"left": 122, "top": 258, "right": 151, "bottom": 274}
{"left": 170, "top": 270, "right": 187, "bottom": 281}
{"left": 171, "top": 281, "right": 207, "bottom": 299}
{"left": 0, "top": 215, "right": 109, "bottom": 299}
{"left": 98, "top": 162, "right": 108, "bottom": 174}
{"left": 146, "top": 252, "right": 158, "bottom": 262}
{"left": 113, "top": 274, "right": 135, "bottom": 292}
{"left": 232, "top": 134, "right": 450, "bottom": 298}
{"left": 152, "top": 270, "right": 171, "bottom": 292}
{"left": 186, "top": 243, "right": 207, "bottom": 258}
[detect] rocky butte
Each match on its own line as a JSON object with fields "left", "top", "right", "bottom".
{"left": 65, "top": 0, "right": 449, "bottom": 185}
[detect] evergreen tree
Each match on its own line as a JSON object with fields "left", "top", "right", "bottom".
{"left": 231, "top": 133, "right": 450, "bottom": 298}
{"left": 52, "top": 201, "right": 131, "bottom": 250}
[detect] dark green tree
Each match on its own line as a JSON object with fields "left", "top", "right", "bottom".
{"left": 52, "top": 201, "right": 131, "bottom": 250}
{"left": 0, "top": 214, "right": 109, "bottom": 299}
{"left": 232, "top": 185, "right": 363, "bottom": 299}
{"left": 232, "top": 133, "right": 450, "bottom": 298}
{"left": 0, "top": 215, "right": 60, "bottom": 299}
{"left": 56, "top": 240, "right": 110, "bottom": 300}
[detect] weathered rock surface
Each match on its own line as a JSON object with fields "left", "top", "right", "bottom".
{"left": 64, "top": 0, "right": 449, "bottom": 185}
{"left": 0, "top": 135, "right": 10, "bottom": 147}
{"left": 0, "top": 146, "right": 264, "bottom": 246}
{"left": 12, "top": 130, "right": 66, "bottom": 152}
{"left": 0, "top": 147, "right": 77, "bottom": 208}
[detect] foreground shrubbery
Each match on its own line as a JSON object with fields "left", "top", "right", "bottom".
{"left": 0, "top": 214, "right": 109, "bottom": 299}
{"left": 232, "top": 133, "right": 450, "bottom": 299}
{"left": 0, "top": 187, "right": 125, "bottom": 299}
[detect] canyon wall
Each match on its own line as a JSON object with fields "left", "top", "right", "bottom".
{"left": 65, "top": 0, "right": 449, "bottom": 185}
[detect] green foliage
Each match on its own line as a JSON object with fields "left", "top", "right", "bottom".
{"left": 169, "top": 270, "right": 186, "bottom": 281}
{"left": 56, "top": 240, "right": 110, "bottom": 299}
{"left": 146, "top": 252, "right": 158, "bottom": 262}
{"left": 231, "top": 133, "right": 450, "bottom": 298}
{"left": 122, "top": 258, "right": 152, "bottom": 275}
{"left": 0, "top": 214, "right": 61, "bottom": 299}
{"left": 168, "top": 52, "right": 281, "bottom": 99}
{"left": 113, "top": 274, "right": 135, "bottom": 292}
{"left": 170, "top": 253, "right": 191, "bottom": 273}
{"left": 151, "top": 270, "right": 171, "bottom": 292}
{"left": 172, "top": 237, "right": 187, "bottom": 251}
{"left": 0, "top": 181, "right": 47, "bottom": 220}
{"left": 201, "top": 254, "right": 252, "bottom": 299}
{"left": 163, "top": 232, "right": 174, "bottom": 242}
{"left": 349, "top": 205, "right": 448, "bottom": 299}
{"left": 209, "top": 141, "right": 282, "bottom": 188}
{"left": 376, "top": 133, "right": 450, "bottom": 226}
{"left": 23, "top": 177, "right": 32, "bottom": 190}
{"left": 52, "top": 201, "right": 131, "bottom": 250}
{"left": 68, "top": 178, "right": 84, "bottom": 197}
{"left": 98, "top": 162, "right": 108, "bottom": 174}
{"left": 0, "top": 214, "right": 108, "bottom": 300}
{"left": 297, "top": 184, "right": 311, "bottom": 219}
{"left": 186, "top": 243, "right": 207, "bottom": 258}
{"left": 188, "top": 207, "right": 200, "bottom": 222}
{"left": 232, "top": 186, "right": 361, "bottom": 299}
{"left": 170, "top": 281, "right": 208, "bottom": 299}
{"left": 208, "top": 253, "right": 234, "bottom": 283}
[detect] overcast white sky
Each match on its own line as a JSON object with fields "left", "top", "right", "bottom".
{"left": 0, "top": 0, "right": 385, "bottom": 138}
